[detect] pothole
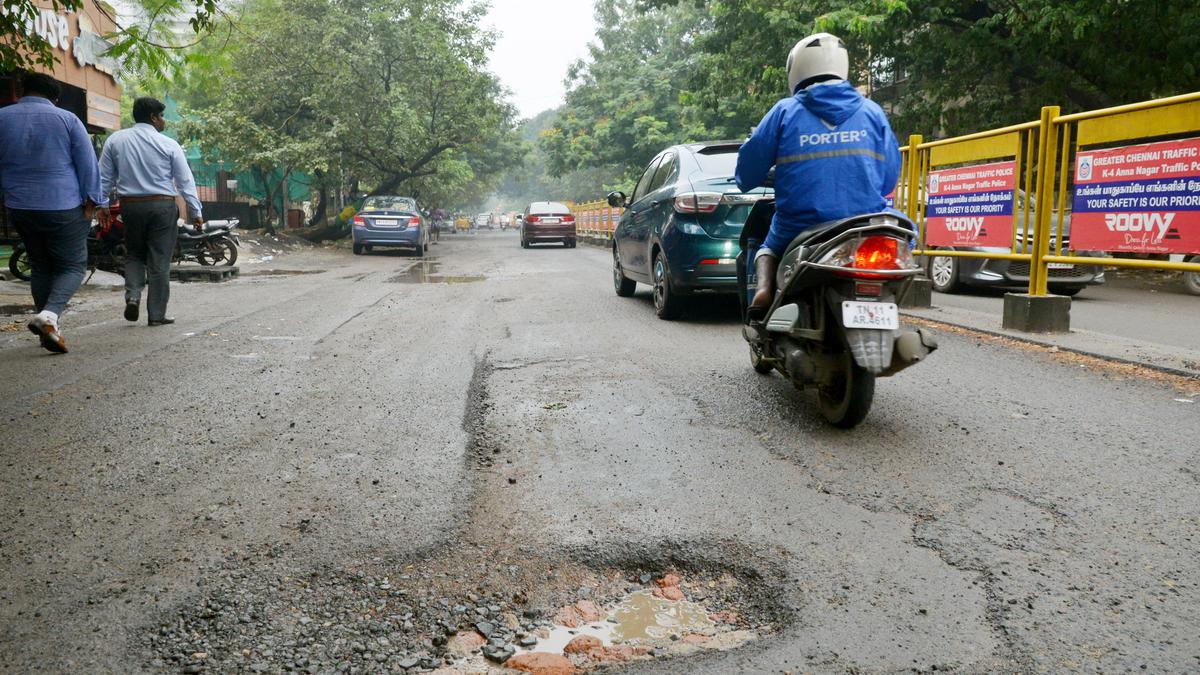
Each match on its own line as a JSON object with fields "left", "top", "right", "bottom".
{"left": 140, "top": 545, "right": 780, "bottom": 674}
{"left": 389, "top": 261, "right": 485, "bottom": 284}
{"left": 0, "top": 303, "right": 35, "bottom": 315}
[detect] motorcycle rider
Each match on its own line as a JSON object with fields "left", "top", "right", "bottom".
{"left": 736, "top": 33, "right": 903, "bottom": 319}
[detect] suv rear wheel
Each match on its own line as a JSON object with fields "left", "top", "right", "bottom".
{"left": 652, "top": 251, "right": 685, "bottom": 320}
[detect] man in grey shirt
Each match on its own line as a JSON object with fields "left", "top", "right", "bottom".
{"left": 98, "top": 97, "right": 203, "bottom": 326}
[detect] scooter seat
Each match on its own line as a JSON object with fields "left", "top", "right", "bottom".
{"left": 783, "top": 211, "right": 915, "bottom": 257}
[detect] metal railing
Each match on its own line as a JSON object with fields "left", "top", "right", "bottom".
{"left": 900, "top": 92, "right": 1200, "bottom": 296}
{"left": 570, "top": 200, "right": 622, "bottom": 240}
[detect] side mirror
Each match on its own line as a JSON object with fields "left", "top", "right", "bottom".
{"left": 606, "top": 191, "right": 628, "bottom": 208}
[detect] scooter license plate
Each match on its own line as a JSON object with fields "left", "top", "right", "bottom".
{"left": 841, "top": 301, "right": 899, "bottom": 330}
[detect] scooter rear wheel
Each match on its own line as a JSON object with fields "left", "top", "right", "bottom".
{"left": 817, "top": 346, "right": 875, "bottom": 428}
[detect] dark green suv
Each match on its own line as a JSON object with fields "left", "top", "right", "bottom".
{"left": 608, "top": 141, "right": 773, "bottom": 319}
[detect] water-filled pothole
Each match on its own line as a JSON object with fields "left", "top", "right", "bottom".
{"left": 389, "top": 261, "right": 484, "bottom": 284}
{"left": 142, "top": 545, "right": 780, "bottom": 673}
{"left": 0, "top": 304, "right": 35, "bottom": 315}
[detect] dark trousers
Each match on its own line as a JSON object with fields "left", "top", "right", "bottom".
{"left": 9, "top": 207, "right": 90, "bottom": 316}
{"left": 121, "top": 200, "right": 178, "bottom": 321}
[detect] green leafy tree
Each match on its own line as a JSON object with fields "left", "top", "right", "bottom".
{"left": 178, "top": 0, "right": 516, "bottom": 236}
{"left": 540, "top": 0, "right": 713, "bottom": 181}
{"left": 654, "top": 0, "right": 1200, "bottom": 138}
{"left": 1, "top": 0, "right": 225, "bottom": 76}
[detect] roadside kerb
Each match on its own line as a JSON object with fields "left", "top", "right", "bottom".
{"left": 903, "top": 306, "right": 1200, "bottom": 380}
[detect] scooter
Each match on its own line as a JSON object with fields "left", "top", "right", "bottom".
{"left": 7, "top": 212, "right": 240, "bottom": 281}
{"left": 738, "top": 198, "right": 938, "bottom": 427}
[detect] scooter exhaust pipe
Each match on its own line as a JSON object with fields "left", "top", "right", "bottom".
{"left": 879, "top": 328, "right": 938, "bottom": 377}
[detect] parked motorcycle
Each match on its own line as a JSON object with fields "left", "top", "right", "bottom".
{"left": 738, "top": 197, "right": 937, "bottom": 427}
{"left": 7, "top": 210, "right": 240, "bottom": 282}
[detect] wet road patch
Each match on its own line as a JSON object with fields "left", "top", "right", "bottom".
{"left": 141, "top": 545, "right": 777, "bottom": 673}
{"left": 389, "top": 261, "right": 485, "bottom": 284}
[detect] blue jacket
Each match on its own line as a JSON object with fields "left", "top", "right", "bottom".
{"left": 736, "top": 81, "right": 902, "bottom": 234}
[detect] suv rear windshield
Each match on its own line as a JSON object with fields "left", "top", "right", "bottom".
{"left": 693, "top": 146, "right": 741, "bottom": 177}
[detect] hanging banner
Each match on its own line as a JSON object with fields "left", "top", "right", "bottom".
{"left": 1070, "top": 138, "right": 1200, "bottom": 254}
{"left": 924, "top": 160, "right": 1017, "bottom": 247}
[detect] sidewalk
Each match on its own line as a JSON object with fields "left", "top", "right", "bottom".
{"left": 904, "top": 302, "right": 1200, "bottom": 379}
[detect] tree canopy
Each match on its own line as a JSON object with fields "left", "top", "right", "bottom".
{"left": 537, "top": 0, "right": 1200, "bottom": 192}
{"left": 174, "top": 0, "right": 518, "bottom": 228}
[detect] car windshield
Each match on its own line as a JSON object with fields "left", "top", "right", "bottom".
{"left": 693, "top": 147, "right": 740, "bottom": 177}
{"left": 362, "top": 196, "right": 417, "bottom": 212}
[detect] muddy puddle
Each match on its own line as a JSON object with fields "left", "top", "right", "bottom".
{"left": 524, "top": 589, "right": 722, "bottom": 653}
{"left": 389, "top": 261, "right": 484, "bottom": 284}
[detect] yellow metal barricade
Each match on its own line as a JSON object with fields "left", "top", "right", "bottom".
{"left": 571, "top": 199, "right": 621, "bottom": 240}
{"left": 902, "top": 92, "right": 1200, "bottom": 297}
{"left": 1027, "top": 93, "right": 1200, "bottom": 293}
{"left": 908, "top": 119, "right": 1046, "bottom": 277}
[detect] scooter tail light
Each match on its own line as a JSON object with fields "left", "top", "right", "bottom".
{"left": 855, "top": 236, "right": 900, "bottom": 270}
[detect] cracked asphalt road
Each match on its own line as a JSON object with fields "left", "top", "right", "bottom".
{"left": 1, "top": 231, "right": 1198, "bottom": 673}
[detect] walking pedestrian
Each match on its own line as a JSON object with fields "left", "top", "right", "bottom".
{"left": 0, "top": 72, "right": 103, "bottom": 353}
{"left": 98, "top": 96, "right": 203, "bottom": 326}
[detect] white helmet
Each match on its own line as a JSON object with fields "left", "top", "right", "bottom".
{"left": 786, "top": 33, "right": 849, "bottom": 94}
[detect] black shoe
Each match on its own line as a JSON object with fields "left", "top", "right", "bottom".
{"left": 148, "top": 317, "right": 175, "bottom": 326}
{"left": 124, "top": 302, "right": 139, "bottom": 322}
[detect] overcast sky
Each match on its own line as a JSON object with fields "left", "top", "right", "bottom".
{"left": 483, "top": 0, "right": 598, "bottom": 120}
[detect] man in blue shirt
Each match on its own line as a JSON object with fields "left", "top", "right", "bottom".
{"left": 736, "top": 33, "right": 903, "bottom": 319}
{"left": 98, "top": 96, "right": 203, "bottom": 326}
{"left": 0, "top": 73, "right": 103, "bottom": 353}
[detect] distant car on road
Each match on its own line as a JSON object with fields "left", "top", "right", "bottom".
{"left": 520, "top": 202, "right": 576, "bottom": 249}
{"left": 608, "top": 141, "right": 771, "bottom": 319}
{"left": 352, "top": 196, "right": 429, "bottom": 256}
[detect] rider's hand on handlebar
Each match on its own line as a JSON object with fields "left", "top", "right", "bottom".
{"left": 192, "top": 217, "right": 204, "bottom": 233}
{"left": 96, "top": 206, "right": 111, "bottom": 226}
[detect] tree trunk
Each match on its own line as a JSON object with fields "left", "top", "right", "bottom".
{"left": 307, "top": 170, "right": 329, "bottom": 227}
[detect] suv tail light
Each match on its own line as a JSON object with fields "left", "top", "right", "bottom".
{"left": 673, "top": 192, "right": 722, "bottom": 214}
